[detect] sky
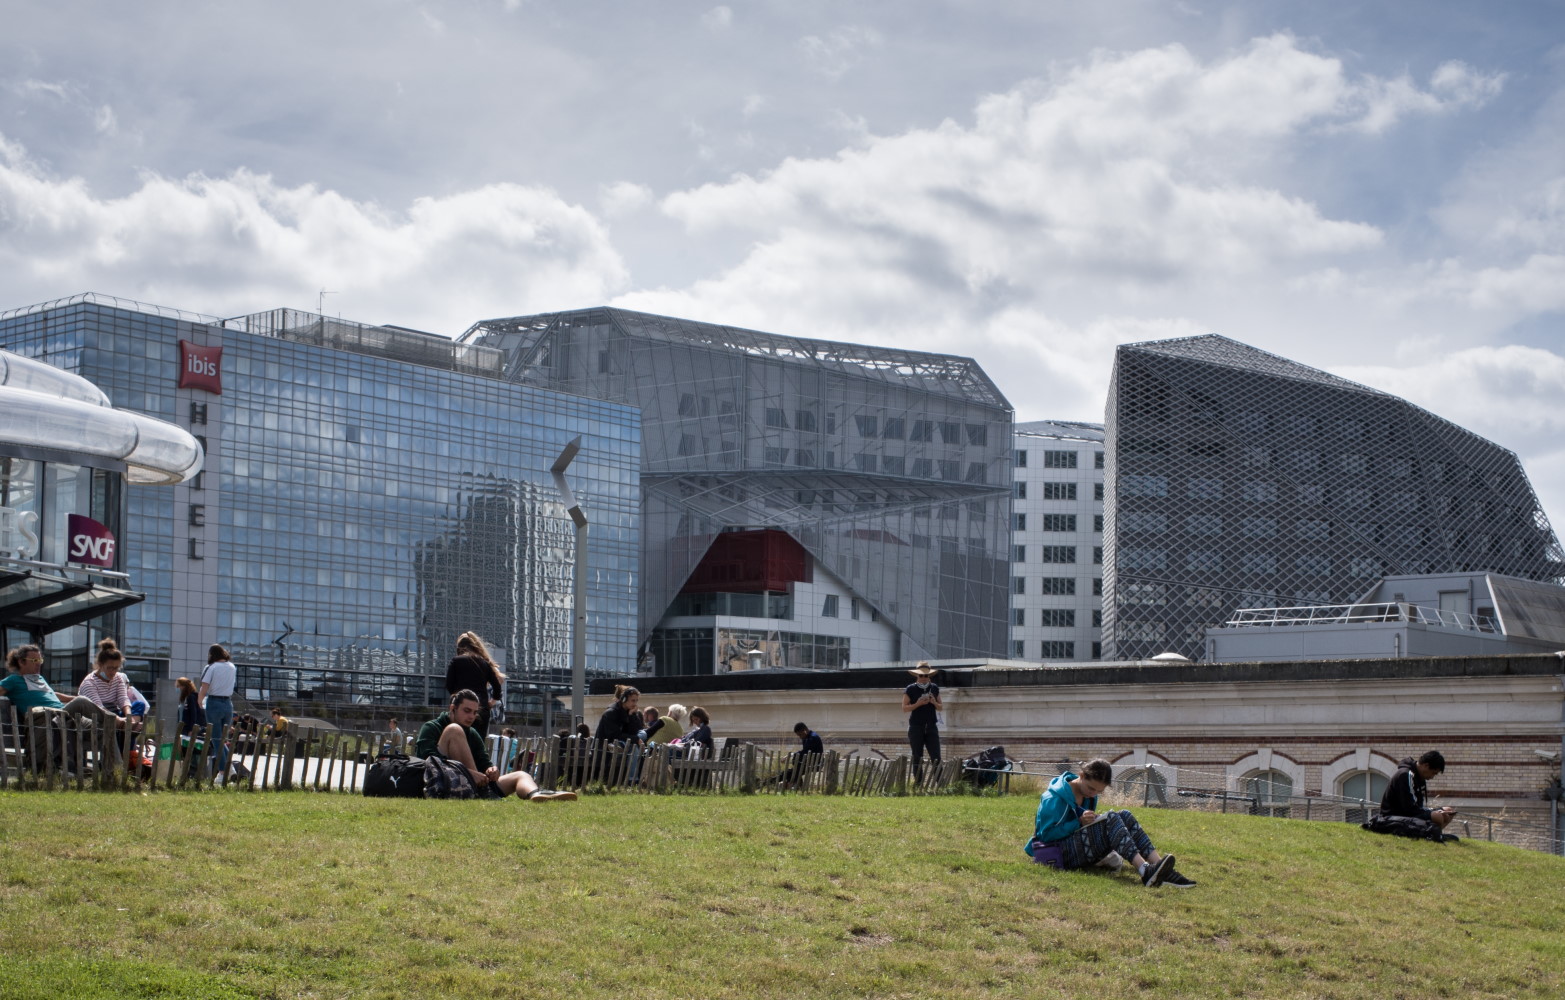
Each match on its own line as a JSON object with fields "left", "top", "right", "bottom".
{"left": 2, "top": 1, "right": 1564, "bottom": 522}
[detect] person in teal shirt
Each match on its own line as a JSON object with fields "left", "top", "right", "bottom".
{"left": 1028, "top": 758, "right": 1195, "bottom": 888}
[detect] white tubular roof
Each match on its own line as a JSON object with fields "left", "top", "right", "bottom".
{"left": 0, "top": 350, "right": 204, "bottom": 485}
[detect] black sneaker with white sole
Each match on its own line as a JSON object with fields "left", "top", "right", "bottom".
{"left": 1162, "top": 870, "right": 1197, "bottom": 889}
{"left": 1140, "top": 854, "right": 1176, "bottom": 887}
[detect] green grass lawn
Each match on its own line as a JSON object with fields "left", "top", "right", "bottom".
{"left": 1, "top": 791, "right": 1561, "bottom": 1000}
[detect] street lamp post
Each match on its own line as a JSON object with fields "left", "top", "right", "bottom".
{"left": 551, "top": 436, "right": 589, "bottom": 724}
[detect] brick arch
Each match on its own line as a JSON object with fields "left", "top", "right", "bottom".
{"left": 1320, "top": 748, "right": 1400, "bottom": 796}
{"left": 1227, "top": 748, "right": 1306, "bottom": 794}
{"left": 1109, "top": 748, "right": 1176, "bottom": 790}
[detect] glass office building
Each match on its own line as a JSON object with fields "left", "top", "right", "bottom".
{"left": 0, "top": 295, "right": 640, "bottom": 710}
{"left": 460, "top": 308, "right": 1014, "bottom": 670}
{"left": 1103, "top": 334, "right": 1565, "bottom": 661}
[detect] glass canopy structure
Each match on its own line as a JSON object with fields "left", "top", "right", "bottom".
{"left": 1102, "top": 334, "right": 1565, "bottom": 661}
{"left": 1, "top": 347, "right": 203, "bottom": 646}
{"left": 461, "top": 307, "right": 1015, "bottom": 665}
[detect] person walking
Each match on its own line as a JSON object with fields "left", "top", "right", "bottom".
{"left": 197, "top": 644, "right": 237, "bottom": 782}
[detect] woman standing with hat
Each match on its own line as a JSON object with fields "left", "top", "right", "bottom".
{"left": 902, "top": 662, "right": 942, "bottom": 784}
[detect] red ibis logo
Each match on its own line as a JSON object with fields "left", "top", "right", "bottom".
{"left": 178, "top": 340, "right": 223, "bottom": 394}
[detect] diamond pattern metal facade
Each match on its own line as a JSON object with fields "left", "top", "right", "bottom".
{"left": 461, "top": 308, "right": 1014, "bottom": 666}
{"left": 1103, "top": 334, "right": 1564, "bottom": 661}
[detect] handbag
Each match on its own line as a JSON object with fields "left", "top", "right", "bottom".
{"left": 1027, "top": 837, "right": 1065, "bottom": 869}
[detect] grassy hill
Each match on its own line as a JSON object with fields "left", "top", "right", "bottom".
{"left": 1, "top": 791, "right": 1560, "bottom": 999}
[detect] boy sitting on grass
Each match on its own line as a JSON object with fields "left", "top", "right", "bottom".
{"left": 1027, "top": 758, "right": 1195, "bottom": 888}
{"left": 416, "top": 689, "right": 575, "bottom": 802}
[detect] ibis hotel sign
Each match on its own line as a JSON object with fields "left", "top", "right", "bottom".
{"left": 178, "top": 340, "right": 223, "bottom": 394}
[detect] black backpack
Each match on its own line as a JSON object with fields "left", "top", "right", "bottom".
{"left": 364, "top": 753, "right": 427, "bottom": 798}
{"left": 962, "top": 745, "right": 1010, "bottom": 786}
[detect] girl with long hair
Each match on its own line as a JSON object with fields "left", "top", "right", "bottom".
{"left": 444, "top": 632, "right": 505, "bottom": 736}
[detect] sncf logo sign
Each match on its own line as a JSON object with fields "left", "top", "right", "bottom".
{"left": 178, "top": 340, "right": 223, "bottom": 394}
{"left": 67, "top": 514, "right": 116, "bottom": 568}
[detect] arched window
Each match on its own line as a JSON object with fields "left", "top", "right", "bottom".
{"left": 1117, "top": 766, "right": 1168, "bottom": 806}
{"left": 1244, "top": 769, "right": 1293, "bottom": 818}
{"left": 1340, "top": 770, "right": 1389, "bottom": 823}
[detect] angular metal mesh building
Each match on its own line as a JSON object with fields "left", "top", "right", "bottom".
{"left": 1103, "top": 334, "right": 1565, "bottom": 661}
{"left": 460, "top": 308, "right": 1014, "bottom": 668}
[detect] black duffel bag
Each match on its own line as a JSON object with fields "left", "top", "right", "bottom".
{"left": 364, "top": 753, "right": 427, "bottom": 797}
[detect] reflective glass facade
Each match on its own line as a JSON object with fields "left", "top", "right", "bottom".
{"left": 461, "top": 308, "right": 1014, "bottom": 666}
{"left": 0, "top": 298, "right": 641, "bottom": 701}
{"left": 1103, "top": 334, "right": 1565, "bottom": 661}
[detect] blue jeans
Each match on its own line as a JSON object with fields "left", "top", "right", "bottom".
{"left": 204, "top": 696, "right": 233, "bottom": 774}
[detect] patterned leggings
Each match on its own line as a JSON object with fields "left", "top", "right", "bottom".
{"left": 1055, "top": 810, "right": 1157, "bottom": 870}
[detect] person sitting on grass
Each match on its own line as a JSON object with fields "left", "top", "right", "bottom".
{"left": 416, "top": 690, "right": 575, "bottom": 802}
{"left": 1365, "top": 750, "right": 1458, "bottom": 841}
{"left": 1027, "top": 758, "right": 1195, "bottom": 889}
{"left": 773, "top": 722, "right": 824, "bottom": 788}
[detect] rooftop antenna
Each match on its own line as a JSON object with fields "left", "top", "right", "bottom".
{"left": 318, "top": 289, "right": 335, "bottom": 315}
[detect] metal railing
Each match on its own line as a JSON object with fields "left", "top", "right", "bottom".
{"left": 1224, "top": 603, "right": 1497, "bottom": 633}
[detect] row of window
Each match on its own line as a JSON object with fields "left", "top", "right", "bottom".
{"left": 1015, "top": 450, "right": 1104, "bottom": 469}
{"left": 1010, "top": 639, "right": 1102, "bottom": 659}
{"left": 1010, "top": 515, "right": 1103, "bottom": 538}
{"left": 1013, "top": 481, "right": 1105, "bottom": 502}
{"left": 1011, "top": 608, "right": 1103, "bottom": 628}
{"left": 1115, "top": 548, "right": 1384, "bottom": 576}
{"left": 1117, "top": 476, "right": 1475, "bottom": 513}
{"left": 749, "top": 405, "right": 996, "bottom": 447}
{"left": 1010, "top": 548, "right": 1103, "bottom": 580}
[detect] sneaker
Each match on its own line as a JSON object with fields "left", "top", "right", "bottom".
{"left": 1162, "top": 870, "right": 1197, "bottom": 889}
{"left": 1094, "top": 851, "right": 1126, "bottom": 871}
{"left": 1141, "top": 854, "right": 1176, "bottom": 887}
{"left": 528, "top": 789, "right": 578, "bottom": 802}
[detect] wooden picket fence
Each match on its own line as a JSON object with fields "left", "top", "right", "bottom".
{"left": 1, "top": 707, "right": 963, "bottom": 797}
{"left": 0, "top": 706, "right": 393, "bottom": 793}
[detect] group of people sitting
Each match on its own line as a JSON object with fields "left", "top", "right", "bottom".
{"left": 591, "top": 685, "right": 711, "bottom": 750}
{"left": 1026, "top": 748, "right": 1461, "bottom": 889}
{"left": 2, "top": 640, "right": 143, "bottom": 771}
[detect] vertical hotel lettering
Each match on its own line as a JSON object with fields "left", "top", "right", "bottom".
{"left": 177, "top": 340, "right": 220, "bottom": 560}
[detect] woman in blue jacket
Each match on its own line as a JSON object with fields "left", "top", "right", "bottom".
{"left": 1028, "top": 758, "right": 1196, "bottom": 888}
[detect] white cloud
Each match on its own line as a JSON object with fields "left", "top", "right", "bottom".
{"left": 18, "top": 79, "right": 71, "bottom": 101}
{"left": 798, "top": 26, "right": 882, "bottom": 81}
{"left": 701, "top": 6, "right": 732, "bottom": 30}
{"left": 742, "top": 93, "right": 765, "bottom": 118}
{"left": 1346, "top": 61, "right": 1504, "bottom": 135}
{"left": 93, "top": 105, "right": 117, "bottom": 136}
{"left": 599, "top": 180, "right": 652, "bottom": 218}
{"left": 0, "top": 134, "right": 628, "bottom": 333}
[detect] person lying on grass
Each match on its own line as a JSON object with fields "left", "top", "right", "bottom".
{"left": 416, "top": 689, "right": 576, "bottom": 802}
{"left": 1028, "top": 758, "right": 1195, "bottom": 888}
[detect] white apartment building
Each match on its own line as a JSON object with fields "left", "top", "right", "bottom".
{"left": 1010, "top": 420, "right": 1105, "bottom": 660}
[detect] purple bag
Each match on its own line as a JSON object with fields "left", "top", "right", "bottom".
{"left": 1027, "top": 837, "right": 1064, "bottom": 869}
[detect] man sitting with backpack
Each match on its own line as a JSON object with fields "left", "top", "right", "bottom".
{"left": 416, "top": 690, "right": 575, "bottom": 802}
{"left": 1364, "top": 750, "right": 1457, "bottom": 841}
